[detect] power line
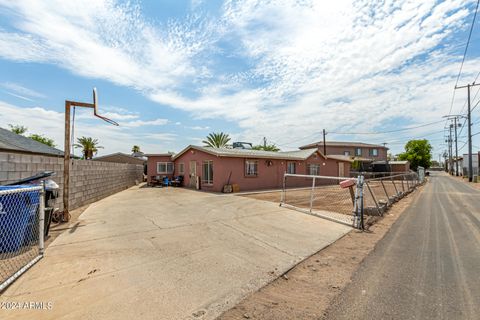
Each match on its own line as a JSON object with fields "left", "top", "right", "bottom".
{"left": 448, "top": 0, "right": 480, "bottom": 117}
{"left": 329, "top": 120, "right": 445, "bottom": 135}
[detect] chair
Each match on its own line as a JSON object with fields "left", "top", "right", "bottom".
{"left": 171, "top": 175, "right": 184, "bottom": 187}
{"left": 150, "top": 175, "right": 161, "bottom": 187}
{"left": 162, "top": 176, "right": 171, "bottom": 187}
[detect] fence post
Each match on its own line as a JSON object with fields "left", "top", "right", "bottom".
{"left": 39, "top": 184, "right": 45, "bottom": 256}
{"left": 391, "top": 176, "right": 398, "bottom": 196}
{"left": 358, "top": 175, "right": 364, "bottom": 230}
{"left": 309, "top": 176, "right": 316, "bottom": 212}
{"left": 380, "top": 180, "right": 390, "bottom": 206}
{"left": 280, "top": 173, "right": 286, "bottom": 206}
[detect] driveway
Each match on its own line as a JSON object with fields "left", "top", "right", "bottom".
{"left": 1, "top": 186, "right": 350, "bottom": 320}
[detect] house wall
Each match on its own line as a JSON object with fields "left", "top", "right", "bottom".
{"left": 313, "top": 145, "right": 387, "bottom": 160}
{"left": 172, "top": 148, "right": 351, "bottom": 193}
{"left": 0, "top": 151, "right": 143, "bottom": 211}
{"left": 147, "top": 155, "right": 175, "bottom": 183}
{"left": 391, "top": 163, "right": 410, "bottom": 172}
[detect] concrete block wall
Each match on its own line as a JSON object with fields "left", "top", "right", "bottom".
{"left": 0, "top": 151, "right": 143, "bottom": 211}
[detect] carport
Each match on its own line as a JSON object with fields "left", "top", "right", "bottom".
{"left": 1, "top": 186, "right": 350, "bottom": 320}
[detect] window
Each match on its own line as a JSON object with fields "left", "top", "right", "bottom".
{"left": 370, "top": 149, "right": 378, "bottom": 157}
{"left": 344, "top": 151, "right": 350, "bottom": 156}
{"left": 287, "top": 162, "right": 296, "bottom": 174}
{"left": 245, "top": 160, "right": 258, "bottom": 176}
{"left": 355, "top": 148, "right": 362, "bottom": 156}
{"left": 157, "top": 162, "right": 174, "bottom": 174}
{"left": 178, "top": 163, "right": 185, "bottom": 174}
{"left": 202, "top": 160, "right": 213, "bottom": 184}
{"left": 308, "top": 164, "right": 320, "bottom": 176}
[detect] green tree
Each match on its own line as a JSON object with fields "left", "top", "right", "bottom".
{"left": 202, "top": 132, "right": 231, "bottom": 148}
{"left": 74, "top": 136, "right": 103, "bottom": 159}
{"left": 252, "top": 144, "right": 280, "bottom": 151}
{"left": 29, "top": 134, "right": 56, "bottom": 147}
{"left": 9, "top": 124, "right": 27, "bottom": 135}
{"left": 398, "top": 139, "right": 432, "bottom": 171}
{"left": 131, "top": 145, "right": 141, "bottom": 154}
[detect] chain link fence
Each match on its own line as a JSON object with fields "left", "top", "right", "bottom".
{"left": 280, "top": 174, "right": 363, "bottom": 227}
{"left": 0, "top": 185, "right": 44, "bottom": 292}
{"left": 281, "top": 172, "right": 423, "bottom": 229}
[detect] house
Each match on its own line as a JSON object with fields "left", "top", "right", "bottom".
{"left": 146, "top": 146, "right": 352, "bottom": 192}
{"left": 389, "top": 160, "right": 410, "bottom": 172}
{"left": 0, "top": 127, "right": 63, "bottom": 157}
{"left": 93, "top": 152, "right": 146, "bottom": 165}
{"left": 299, "top": 141, "right": 388, "bottom": 161}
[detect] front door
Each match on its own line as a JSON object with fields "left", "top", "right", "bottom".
{"left": 189, "top": 161, "right": 197, "bottom": 187}
{"left": 338, "top": 162, "right": 345, "bottom": 177}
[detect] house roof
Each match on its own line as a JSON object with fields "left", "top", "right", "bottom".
{"left": 144, "top": 152, "right": 175, "bottom": 157}
{"left": 93, "top": 152, "right": 146, "bottom": 164}
{"left": 299, "top": 140, "right": 388, "bottom": 150}
{"left": 170, "top": 145, "right": 352, "bottom": 162}
{"left": 0, "top": 127, "right": 64, "bottom": 157}
{"left": 389, "top": 160, "right": 409, "bottom": 165}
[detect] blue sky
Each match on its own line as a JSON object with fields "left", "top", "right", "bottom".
{"left": 0, "top": 0, "right": 479, "bottom": 158}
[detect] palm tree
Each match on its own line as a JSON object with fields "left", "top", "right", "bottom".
{"left": 203, "top": 132, "right": 231, "bottom": 148}
{"left": 131, "top": 145, "right": 141, "bottom": 154}
{"left": 74, "top": 136, "right": 103, "bottom": 159}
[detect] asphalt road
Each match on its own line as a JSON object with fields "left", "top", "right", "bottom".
{"left": 325, "top": 172, "right": 480, "bottom": 320}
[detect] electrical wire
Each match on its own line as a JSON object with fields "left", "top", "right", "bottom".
{"left": 328, "top": 119, "right": 445, "bottom": 135}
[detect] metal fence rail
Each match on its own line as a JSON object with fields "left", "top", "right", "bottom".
{"left": 280, "top": 174, "right": 362, "bottom": 227}
{"left": 281, "top": 172, "right": 424, "bottom": 229}
{"left": 0, "top": 185, "right": 44, "bottom": 292}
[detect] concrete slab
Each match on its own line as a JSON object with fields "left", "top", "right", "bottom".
{"left": 1, "top": 186, "right": 350, "bottom": 320}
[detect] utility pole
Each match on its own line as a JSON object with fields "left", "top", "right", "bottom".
{"left": 454, "top": 117, "right": 459, "bottom": 176}
{"left": 322, "top": 129, "right": 327, "bottom": 155}
{"left": 263, "top": 137, "right": 267, "bottom": 148}
{"left": 449, "top": 124, "right": 453, "bottom": 175}
{"left": 455, "top": 82, "right": 480, "bottom": 182}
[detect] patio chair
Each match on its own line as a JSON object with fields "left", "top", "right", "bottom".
{"left": 171, "top": 175, "right": 184, "bottom": 187}
{"left": 162, "top": 176, "right": 171, "bottom": 187}
{"left": 150, "top": 175, "right": 161, "bottom": 187}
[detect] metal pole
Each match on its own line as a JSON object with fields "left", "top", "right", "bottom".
{"left": 448, "top": 124, "right": 453, "bottom": 175}
{"left": 309, "top": 177, "right": 316, "bottom": 212}
{"left": 63, "top": 101, "right": 70, "bottom": 218}
{"left": 322, "top": 129, "right": 327, "bottom": 156}
{"left": 39, "top": 184, "right": 45, "bottom": 255}
{"left": 280, "top": 172, "right": 286, "bottom": 205}
{"left": 454, "top": 117, "right": 459, "bottom": 176}
{"left": 468, "top": 84, "right": 473, "bottom": 182}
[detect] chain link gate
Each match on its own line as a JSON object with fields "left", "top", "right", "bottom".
{"left": 0, "top": 185, "right": 44, "bottom": 292}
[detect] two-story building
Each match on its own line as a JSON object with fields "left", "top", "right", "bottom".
{"left": 299, "top": 141, "right": 388, "bottom": 161}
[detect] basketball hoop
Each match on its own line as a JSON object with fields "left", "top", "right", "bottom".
{"left": 93, "top": 88, "right": 119, "bottom": 126}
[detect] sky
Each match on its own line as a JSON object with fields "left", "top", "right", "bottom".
{"left": 1, "top": 0, "right": 480, "bottom": 159}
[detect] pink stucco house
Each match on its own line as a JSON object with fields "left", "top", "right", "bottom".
{"left": 147, "top": 146, "right": 352, "bottom": 193}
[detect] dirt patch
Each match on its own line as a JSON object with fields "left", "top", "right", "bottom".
{"left": 219, "top": 185, "right": 423, "bottom": 320}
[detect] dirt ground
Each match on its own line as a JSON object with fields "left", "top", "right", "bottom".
{"left": 219, "top": 184, "right": 424, "bottom": 320}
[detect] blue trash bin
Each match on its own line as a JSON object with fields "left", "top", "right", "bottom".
{"left": 0, "top": 186, "right": 40, "bottom": 253}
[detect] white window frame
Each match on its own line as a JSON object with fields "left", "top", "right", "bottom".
{"left": 287, "top": 162, "right": 296, "bottom": 174}
{"left": 308, "top": 164, "right": 320, "bottom": 176}
{"left": 157, "top": 162, "right": 174, "bottom": 174}
{"left": 344, "top": 151, "right": 350, "bottom": 156}
{"left": 370, "top": 148, "right": 378, "bottom": 157}
{"left": 178, "top": 163, "right": 185, "bottom": 175}
{"left": 202, "top": 160, "right": 213, "bottom": 185}
{"left": 245, "top": 160, "right": 258, "bottom": 177}
{"left": 355, "top": 148, "right": 362, "bottom": 156}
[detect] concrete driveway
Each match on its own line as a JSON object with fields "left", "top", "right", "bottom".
{"left": 1, "top": 186, "right": 350, "bottom": 320}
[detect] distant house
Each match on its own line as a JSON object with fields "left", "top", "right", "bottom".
{"left": 0, "top": 127, "right": 63, "bottom": 157}
{"left": 299, "top": 141, "right": 388, "bottom": 161}
{"left": 389, "top": 160, "right": 410, "bottom": 172}
{"left": 93, "top": 152, "right": 146, "bottom": 165}
{"left": 146, "top": 146, "right": 352, "bottom": 192}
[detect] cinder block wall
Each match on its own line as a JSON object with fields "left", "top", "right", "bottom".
{"left": 0, "top": 151, "right": 143, "bottom": 211}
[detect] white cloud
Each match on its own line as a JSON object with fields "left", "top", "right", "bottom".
{"left": 1, "top": 82, "right": 46, "bottom": 100}
{"left": 0, "top": 0, "right": 477, "bottom": 156}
